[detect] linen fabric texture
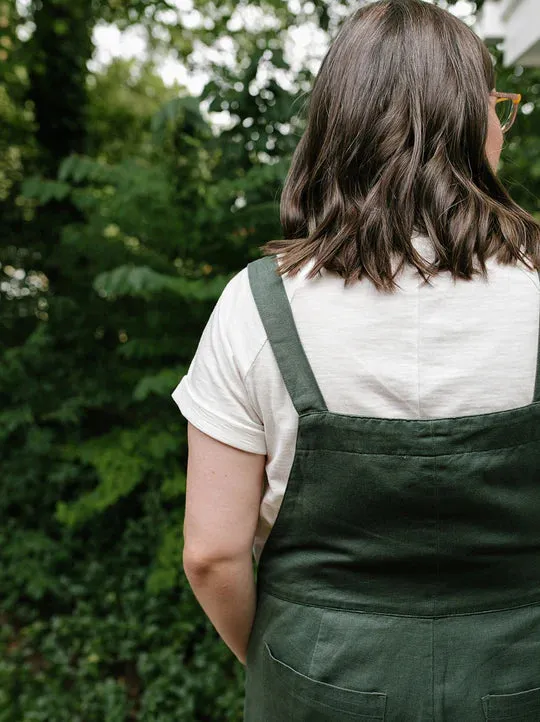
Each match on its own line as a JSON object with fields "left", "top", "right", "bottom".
{"left": 172, "top": 236, "right": 540, "bottom": 565}
{"left": 242, "top": 253, "right": 540, "bottom": 722}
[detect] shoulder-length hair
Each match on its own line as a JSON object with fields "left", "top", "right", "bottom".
{"left": 260, "top": 0, "right": 540, "bottom": 292}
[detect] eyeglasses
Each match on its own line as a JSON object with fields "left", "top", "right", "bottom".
{"left": 490, "top": 91, "right": 522, "bottom": 134}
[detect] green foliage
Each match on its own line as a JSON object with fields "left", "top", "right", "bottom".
{"left": 87, "top": 59, "right": 180, "bottom": 163}
{"left": 1, "top": 0, "right": 539, "bottom": 719}
{"left": 55, "top": 429, "right": 150, "bottom": 527}
{"left": 490, "top": 46, "right": 540, "bottom": 215}
{"left": 22, "top": 176, "right": 72, "bottom": 203}
{"left": 94, "top": 264, "right": 231, "bottom": 302}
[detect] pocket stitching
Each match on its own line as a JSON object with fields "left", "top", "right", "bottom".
{"left": 264, "top": 641, "right": 387, "bottom": 719}
{"left": 481, "top": 685, "right": 540, "bottom": 720}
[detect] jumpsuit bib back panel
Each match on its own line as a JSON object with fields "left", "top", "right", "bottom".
{"left": 243, "top": 255, "right": 540, "bottom": 722}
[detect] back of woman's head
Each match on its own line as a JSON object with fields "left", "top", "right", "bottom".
{"left": 262, "top": 0, "right": 540, "bottom": 292}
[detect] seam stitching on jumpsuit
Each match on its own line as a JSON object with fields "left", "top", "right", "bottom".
{"left": 431, "top": 617, "right": 435, "bottom": 722}
{"left": 272, "top": 683, "right": 384, "bottom": 718}
{"left": 431, "top": 418, "right": 438, "bottom": 721}
{"left": 259, "top": 590, "right": 540, "bottom": 618}
{"left": 307, "top": 609, "right": 325, "bottom": 679}
{"left": 292, "top": 437, "right": 540, "bottom": 458}
{"left": 298, "top": 401, "right": 540, "bottom": 424}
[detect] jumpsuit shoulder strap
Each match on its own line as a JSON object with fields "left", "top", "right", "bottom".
{"left": 534, "top": 269, "right": 540, "bottom": 403}
{"left": 247, "top": 254, "right": 328, "bottom": 415}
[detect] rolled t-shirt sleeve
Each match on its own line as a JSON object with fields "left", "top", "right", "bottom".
{"left": 171, "top": 272, "right": 267, "bottom": 455}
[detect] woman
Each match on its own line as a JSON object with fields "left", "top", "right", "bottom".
{"left": 172, "top": 0, "right": 540, "bottom": 719}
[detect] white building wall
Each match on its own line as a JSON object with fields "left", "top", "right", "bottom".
{"left": 476, "top": 0, "right": 540, "bottom": 67}
{"left": 475, "top": 0, "right": 506, "bottom": 40}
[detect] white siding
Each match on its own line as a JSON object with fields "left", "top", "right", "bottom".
{"left": 477, "top": 0, "right": 540, "bottom": 67}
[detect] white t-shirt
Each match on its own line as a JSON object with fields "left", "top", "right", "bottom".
{"left": 172, "top": 235, "right": 540, "bottom": 564}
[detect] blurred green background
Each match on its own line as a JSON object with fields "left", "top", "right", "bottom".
{"left": 1, "top": 1, "right": 539, "bottom": 720}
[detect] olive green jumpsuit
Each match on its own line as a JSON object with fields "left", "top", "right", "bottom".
{"left": 243, "top": 254, "right": 540, "bottom": 722}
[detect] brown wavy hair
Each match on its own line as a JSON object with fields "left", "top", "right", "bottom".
{"left": 260, "top": 0, "right": 540, "bottom": 292}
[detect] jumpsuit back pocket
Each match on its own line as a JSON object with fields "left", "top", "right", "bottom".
{"left": 263, "top": 641, "right": 387, "bottom": 721}
{"left": 481, "top": 684, "right": 540, "bottom": 721}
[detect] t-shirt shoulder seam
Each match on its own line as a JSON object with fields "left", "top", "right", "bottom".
{"left": 244, "top": 337, "right": 269, "bottom": 382}
{"left": 240, "top": 263, "right": 270, "bottom": 382}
